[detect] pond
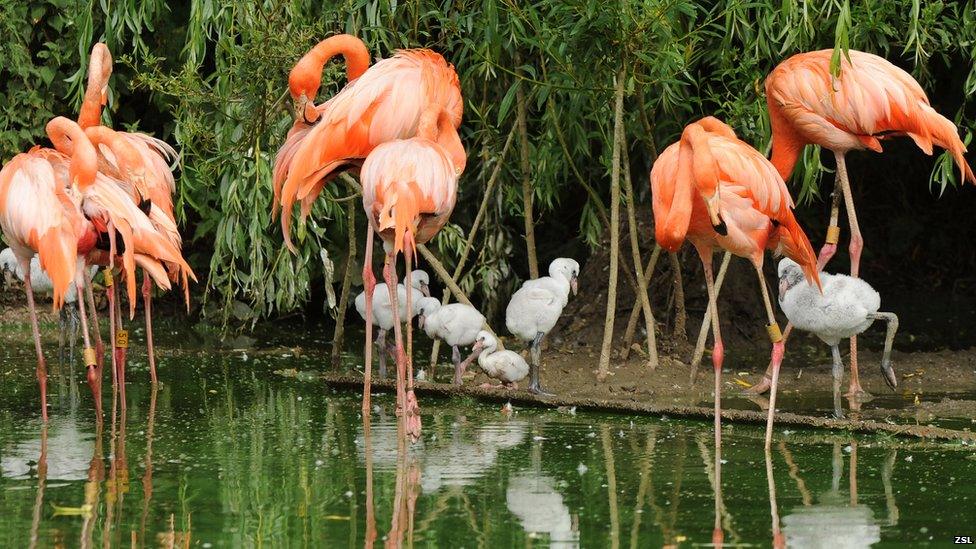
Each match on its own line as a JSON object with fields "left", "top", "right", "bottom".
{"left": 0, "top": 324, "right": 975, "bottom": 547}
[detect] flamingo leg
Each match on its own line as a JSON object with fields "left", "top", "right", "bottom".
{"left": 403, "top": 250, "right": 421, "bottom": 440}
{"left": 76, "top": 277, "right": 102, "bottom": 420}
{"left": 142, "top": 274, "right": 157, "bottom": 384}
{"left": 867, "top": 312, "right": 899, "bottom": 389}
{"left": 701, "top": 253, "right": 723, "bottom": 461}
{"left": 105, "top": 267, "right": 119, "bottom": 388}
{"left": 84, "top": 279, "right": 104, "bottom": 372}
{"left": 755, "top": 264, "right": 786, "bottom": 450}
{"left": 830, "top": 344, "right": 845, "bottom": 419}
{"left": 527, "top": 332, "right": 552, "bottom": 396}
{"left": 452, "top": 345, "right": 463, "bottom": 386}
{"left": 376, "top": 328, "right": 388, "bottom": 381}
{"left": 112, "top": 269, "right": 127, "bottom": 392}
{"left": 362, "top": 225, "right": 376, "bottom": 417}
{"left": 383, "top": 252, "right": 407, "bottom": 424}
{"left": 836, "top": 151, "right": 866, "bottom": 397}
{"left": 817, "top": 168, "right": 843, "bottom": 271}
{"left": 21, "top": 260, "right": 48, "bottom": 422}
{"left": 58, "top": 306, "right": 67, "bottom": 367}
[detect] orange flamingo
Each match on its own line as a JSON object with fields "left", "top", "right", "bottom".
{"left": 272, "top": 34, "right": 370, "bottom": 212}
{"left": 78, "top": 42, "right": 187, "bottom": 384}
{"left": 0, "top": 119, "right": 102, "bottom": 421}
{"left": 651, "top": 117, "right": 820, "bottom": 450}
{"left": 763, "top": 49, "right": 975, "bottom": 396}
{"left": 360, "top": 105, "right": 463, "bottom": 440}
{"left": 274, "top": 40, "right": 464, "bottom": 251}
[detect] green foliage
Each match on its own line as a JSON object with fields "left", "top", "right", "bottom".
{"left": 2, "top": 0, "right": 975, "bottom": 323}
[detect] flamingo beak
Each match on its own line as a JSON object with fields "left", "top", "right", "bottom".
{"left": 705, "top": 194, "right": 727, "bottom": 236}
{"left": 100, "top": 85, "right": 108, "bottom": 106}
{"left": 417, "top": 314, "right": 426, "bottom": 330}
{"left": 570, "top": 276, "right": 578, "bottom": 296}
{"left": 421, "top": 283, "right": 430, "bottom": 297}
{"left": 471, "top": 339, "right": 484, "bottom": 354}
{"left": 778, "top": 276, "right": 789, "bottom": 302}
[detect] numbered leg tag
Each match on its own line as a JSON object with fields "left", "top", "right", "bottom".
{"left": 103, "top": 268, "right": 114, "bottom": 287}
{"left": 83, "top": 347, "right": 97, "bottom": 367}
{"left": 115, "top": 329, "right": 129, "bottom": 349}
{"left": 766, "top": 323, "right": 783, "bottom": 344}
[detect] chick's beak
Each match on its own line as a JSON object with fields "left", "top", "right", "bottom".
{"left": 471, "top": 340, "right": 484, "bottom": 354}
{"left": 418, "top": 314, "right": 426, "bottom": 330}
{"left": 570, "top": 276, "right": 578, "bottom": 296}
{"left": 421, "top": 283, "right": 430, "bottom": 297}
{"left": 778, "top": 277, "right": 789, "bottom": 301}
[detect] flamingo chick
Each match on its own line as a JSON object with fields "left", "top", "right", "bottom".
{"left": 416, "top": 297, "right": 486, "bottom": 385}
{"left": 505, "top": 258, "right": 579, "bottom": 396}
{"left": 354, "top": 270, "right": 430, "bottom": 379}
{"left": 777, "top": 258, "right": 898, "bottom": 418}
{"left": 470, "top": 331, "right": 529, "bottom": 389}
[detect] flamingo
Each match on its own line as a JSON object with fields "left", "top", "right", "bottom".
{"left": 272, "top": 34, "right": 370, "bottom": 212}
{"left": 359, "top": 104, "right": 464, "bottom": 441}
{"left": 760, "top": 48, "right": 975, "bottom": 397}
{"left": 274, "top": 41, "right": 465, "bottom": 251}
{"left": 777, "top": 258, "right": 899, "bottom": 417}
{"left": 504, "top": 258, "right": 580, "bottom": 395}
{"left": 650, "top": 116, "right": 820, "bottom": 450}
{"left": 415, "top": 297, "right": 486, "bottom": 385}
{"left": 468, "top": 331, "right": 530, "bottom": 389}
{"left": 0, "top": 119, "right": 101, "bottom": 421}
{"left": 77, "top": 42, "right": 185, "bottom": 384}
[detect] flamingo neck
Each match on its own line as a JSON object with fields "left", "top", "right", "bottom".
{"left": 84, "top": 126, "right": 142, "bottom": 175}
{"left": 46, "top": 117, "right": 98, "bottom": 189}
{"left": 289, "top": 34, "right": 370, "bottom": 101}
{"left": 767, "top": 102, "right": 806, "bottom": 181}
{"left": 78, "top": 44, "right": 113, "bottom": 129}
{"left": 417, "top": 106, "right": 466, "bottom": 173}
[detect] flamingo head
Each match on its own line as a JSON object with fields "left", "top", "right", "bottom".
{"left": 777, "top": 258, "right": 805, "bottom": 302}
{"left": 288, "top": 62, "right": 322, "bottom": 124}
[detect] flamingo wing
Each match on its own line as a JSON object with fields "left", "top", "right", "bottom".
{"left": 0, "top": 152, "right": 83, "bottom": 307}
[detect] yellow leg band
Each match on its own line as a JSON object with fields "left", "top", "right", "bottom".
{"left": 825, "top": 225, "right": 841, "bottom": 245}
{"left": 103, "top": 268, "right": 114, "bottom": 287}
{"left": 766, "top": 323, "right": 783, "bottom": 343}
{"left": 83, "top": 347, "right": 97, "bottom": 367}
{"left": 115, "top": 329, "right": 129, "bottom": 349}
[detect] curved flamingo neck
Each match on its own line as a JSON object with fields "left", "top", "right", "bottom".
{"left": 289, "top": 34, "right": 370, "bottom": 100}
{"left": 767, "top": 102, "right": 806, "bottom": 181}
{"left": 46, "top": 117, "right": 98, "bottom": 189}
{"left": 78, "top": 43, "right": 113, "bottom": 129}
{"left": 84, "top": 126, "right": 141, "bottom": 174}
{"left": 417, "top": 106, "right": 466, "bottom": 173}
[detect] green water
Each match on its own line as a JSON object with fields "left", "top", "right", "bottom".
{"left": 1, "top": 335, "right": 976, "bottom": 547}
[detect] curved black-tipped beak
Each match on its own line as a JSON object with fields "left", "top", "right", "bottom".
{"left": 713, "top": 219, "right": 728, "bottom": 236}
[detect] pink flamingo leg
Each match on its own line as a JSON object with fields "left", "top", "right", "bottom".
{"left": 754, "top": 263, "right": 787, "bottom": 449}
{"left": 142, "top": 274, "right": 157, "bottom": 384}
{"left": 403, "top": 244, "right": 421, "bottom": 441}
{"left": 383, "top": 251, "right": 409, "bottom": 432}
{"left": 361, "top": 226, "right": 376, "bottom": 417}
{"left": 76, "top": 277, "right": 102, "bottom": 420}
{"left": 836, "top": 151, "right": 867, "bottom": 397}
{"left": 21, "top": 260, "right": 49, "bottom": 422}
{"left": 700, "top": 252, "right": 724, "bottom": 465}
{"left": 84, "top": 280, "right": 104, "bottom": 372}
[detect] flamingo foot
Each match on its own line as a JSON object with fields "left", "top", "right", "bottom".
{"left": 404, "top": 390, "right": 422, "bottom": 442}
{"left": 743, "top": 375, "right": 772, "bottom": 395}
{"left": 844, "top": 385, "right": 872, "bottom": 400}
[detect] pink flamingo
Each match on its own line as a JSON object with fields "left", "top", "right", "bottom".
{"left": 360, "top": 105, "right": 464, "bottom": 440}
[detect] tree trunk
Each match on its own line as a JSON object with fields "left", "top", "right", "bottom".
{"left": 669, "top": 251, "right": 688, "bottom": 342}
{"left": 597, "top": 68, "right": 626, "bottom": 382}
{"left": 621, "top": 146, "right": 658, "bottom": 369}
{"left": 330, "top": 196, "right": 358, "bottom": 368}
{"left": 515, "top": 62, "right": 539, "bottom": 280}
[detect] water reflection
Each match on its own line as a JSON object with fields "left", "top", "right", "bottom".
{"left": 0, "top": 357, "right": 963, "bottom": 547}
{"left": 781, "top": 441, "right": 883, "bottom": 547}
